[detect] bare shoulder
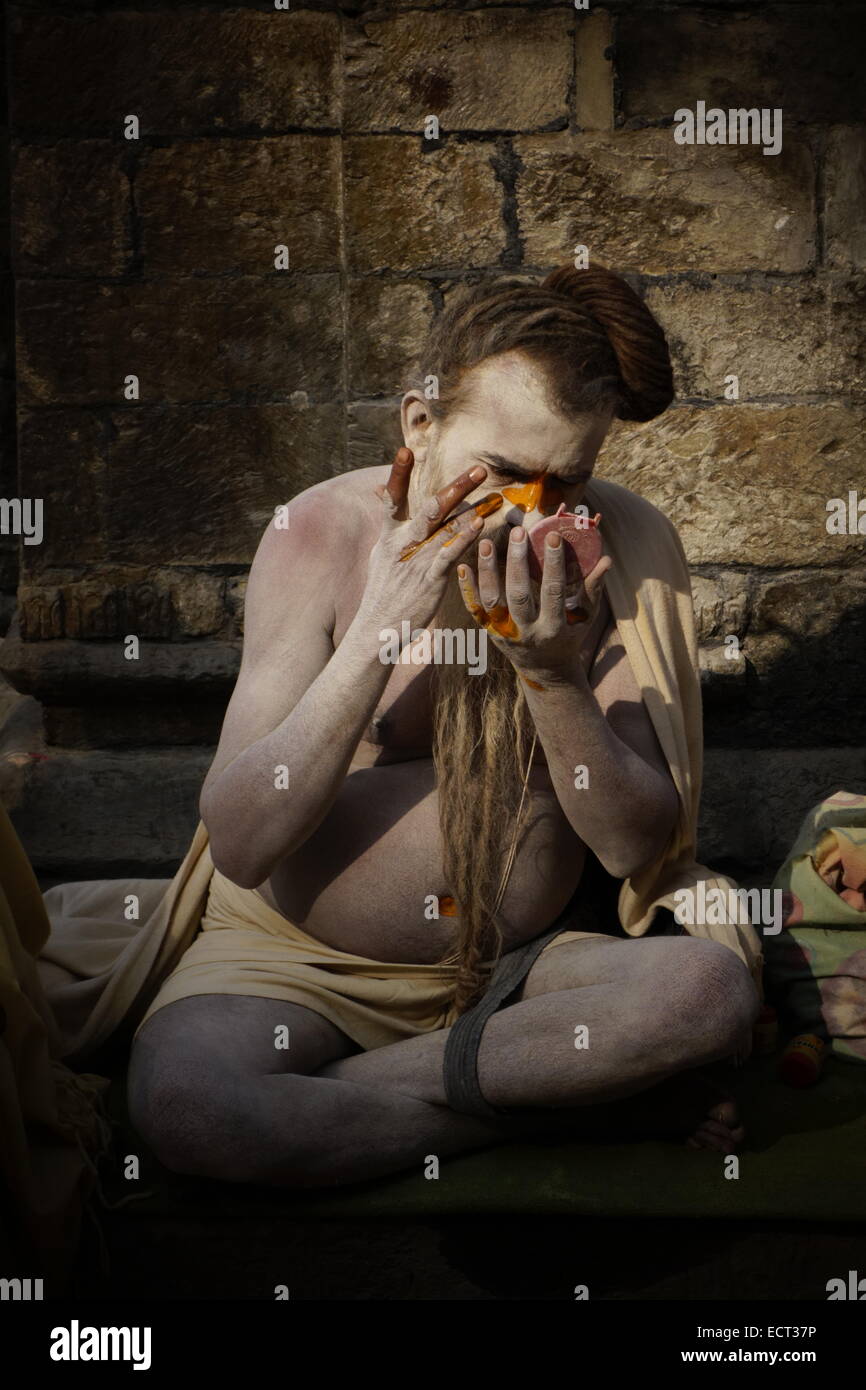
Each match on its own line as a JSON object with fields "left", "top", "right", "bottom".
{"left": 259, "top": 467, "right": 385, "bottom": 553}
{"left": 240, "top": 467, "right": 386, "bottom": 651}
{"left": 248, "top": 468, "right": 385, "bottom": 585}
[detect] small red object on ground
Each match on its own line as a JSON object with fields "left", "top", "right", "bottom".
{"left": 778, "top": 1033, "right": 827, "bottom": 1087}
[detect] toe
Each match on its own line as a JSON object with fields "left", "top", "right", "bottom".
{"left": 691, "top": 1126, "right": 735, "bottom": 1154}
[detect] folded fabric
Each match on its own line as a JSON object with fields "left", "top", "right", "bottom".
{"left": 0, "top": 800, "right": 111, "bottom": 1271}
{"left": 764, "top": 789, "right": 866, "bottom": 1062}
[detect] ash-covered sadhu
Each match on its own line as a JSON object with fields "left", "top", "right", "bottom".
{"left": 41, "top": 264, "right": 763, "bottom": 1187}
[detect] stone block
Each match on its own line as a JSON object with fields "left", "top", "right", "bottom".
{"left": 10, "top": 10, "right": 340, "bottom": 133}
{"left": 700, "top": 746, "right": 866, "bottom": 869}
{"left": 44, "top": 696, "right": 228, "bottom": 751}
{"left": 16, "top": 410, "right": 107, "bottom": 571}
{"left": 138, "top": 138, "right": 342, "bottom": 274}
{"left": 347, "top": 276, "right": 432, "bottom": 396}
{"left": 575, "top": 9, "right": 614, "bottom": 132}
{"left": 825, "top": 126, "right": 866, "bottom": 271}
{"left": 615, "top": 6, "right": 866, "bottom": 125}
{"left": 0, "top": 626, "right": 241, "bottom": 700}
{"left": 347, "top": 400, "right": 404, "bottom": 472}
{"left": 345, "top": 136, "right": 504, "bottom": 272}
{"left": 18, "top": 569, "right": 228, "bottom": 641}
{"left": 345, "top": 7, "right": 571, "bottom": 132}
{"left": 8, "top": 748, "right": 212, "bottom": 873}
{"left": 17, "top": 275, "right": 343, "bottom": 406}
{"left": 599, "top": 403, "right": 866, "bottom": 566}
{"left": 12, "top": 141, "right": 129, "bottom": 277}
{"left": 515, "top": 129, "right": 815, "bottom": 274}
{"left": 645, "top": 277, "right": 866, "bottom": 399}
{"left": 103, "top": 403, "right": 345, "bottom": 565}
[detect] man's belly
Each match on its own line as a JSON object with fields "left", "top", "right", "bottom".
{"left": 262, "top": 759, "right": 587, "bottom": 964}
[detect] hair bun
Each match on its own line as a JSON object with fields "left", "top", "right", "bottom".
{"left": 542, "top": 264, "right": 674, "bottom": 422}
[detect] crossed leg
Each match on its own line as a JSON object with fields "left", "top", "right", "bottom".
{"left": 127, "top": 934, "right": 758, "bottom": 1189}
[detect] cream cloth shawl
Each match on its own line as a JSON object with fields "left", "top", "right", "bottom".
{"left": 585, "top": 477, "right": 763, "bottom": 988}
{"left": 37, "top": 477, "right": 762, "bottom": 1063}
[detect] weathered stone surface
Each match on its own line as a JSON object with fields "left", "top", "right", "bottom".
{"left": 0, "top": 128, "right": 9, "bottom": 262}
{"left": 753, "top": 568, "right": 866, "bottom": 634}
{"left": 645, "top": 277, "right": 866, "bottom": 399}
{"left": 616, "top": 6, "right": 866, "bottom": 125}
{"left": 16, "top": 410, "right": 106, "bottom": 572}
{"left": 345, "top": 137, "right": 504, "bottom": 272}
{"left": 18, "top": 569, "right": 228, "bottom": 641}
{"left": 700, "top": 746, "right": 866, "bottom": 869}
{"left": 347, "top": 276, "right": 432, "bottom": 396}
{"left": 345, "top": 8, "right": 571, "bottom": 132}
{"left": 225, "top": 575, "right": 247, "bottom": 638}
{"left": 698, "top": 641, "right": 748, "bottom": 699}
{"left": 0, "top": 381, "right": 16, "bottom": 489}
{"left": 600, "top": 403, "right": 866, "bottom": 569}
{"left": 11, "top": 141, "right": 128, "bottom": 277}
{"left": 0, "top": 677, "right": 44, "bottom": 814}
{"left": 8, "top": 748, "right": 211, "bottom": 872}
{"left": 0, "top": 277, "right": 14, "bottom": 378}
{"left": 17, "top": 275, "right": 343, "bottom": 406}
{"left": 10, "top": 10, "right": 340, "bottom": 133}
{"left": 515, "top": 130, "right": 815, "bottom": 273}
{"left": 825, "top": 126, "right": 866, "bottom": 271}
{"left": 599, "top": 404, "right": 866, "bottom": 567}
{"left": 0, "top": 624, "right": 240, "bottom": 697}
{"left": 138, "top": 138, "right": 342, "bottom": 275}
{"left": 347, "top": 401, "right": 404, "bottom": 472}
{"left": 575, "top": 9, "right": 613, "bottom": 132}
{"left": 354, "top": 0, "right": 560, "bottom": 9}
{"left": 746, "top": 570, "right": 866, "bottom": 742}
{"left": 690, "top": 571, "right": 751, "bottom": 643}
{"left": 104, "top": 403, "right": 344, "bottom": 564}
{"left": 689, "top": 568, "right": 866, "bottom": 748}
{"left": 0, "top": 571, "right": 16, "bottom": 626}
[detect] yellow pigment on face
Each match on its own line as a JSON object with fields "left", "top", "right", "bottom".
{"left": 501, "top": 472, "right": 564, "bottom": 514}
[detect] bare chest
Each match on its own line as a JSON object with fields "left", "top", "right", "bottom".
{"left": 340, "top": 592, "right": 613, "bottom": 771}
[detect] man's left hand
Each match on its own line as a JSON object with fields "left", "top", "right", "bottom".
{"left": 457, "top": 526, "right": 612, "bottom": 685}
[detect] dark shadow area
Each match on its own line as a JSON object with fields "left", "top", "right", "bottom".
{"left": 702, "top": 583, "right": 866, "bottom": 750}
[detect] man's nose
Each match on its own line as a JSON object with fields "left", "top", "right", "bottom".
{"left": 501, "top": 474, "right": 565, "bottom": 521}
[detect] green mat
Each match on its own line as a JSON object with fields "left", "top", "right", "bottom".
{"left": 105, "top": 1053, "right": 865, "bottom": 1224}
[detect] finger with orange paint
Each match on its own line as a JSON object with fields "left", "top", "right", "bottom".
{"left": 456, "top": 562, "right": 489, "bottom": 629}
{"left": 374, "top": 445, "right": 414, "bottom": 519}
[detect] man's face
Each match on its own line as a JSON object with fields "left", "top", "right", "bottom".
{"left": 408, "top": 350, "right": 613, "bottom": 556}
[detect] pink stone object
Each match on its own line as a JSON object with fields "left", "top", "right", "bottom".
{"left": 528, "top": 505, "right": 603, "bottom": 582}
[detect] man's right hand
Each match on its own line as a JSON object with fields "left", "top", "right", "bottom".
{"left": 358, "top": 447, "right": 502, "bottom": 634}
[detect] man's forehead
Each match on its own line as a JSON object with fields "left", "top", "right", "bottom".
{"left": 453, "top": 355, "right": 606, "bottom": 464}
{"left": 453, "top": 403, "right": 603, "bottom": 477}
{"left": 462, "top": 352, "right": 553, "bottom": 413}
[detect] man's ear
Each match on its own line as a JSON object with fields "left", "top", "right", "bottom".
{"left": 400, "top": 390, "right": 433, "bottom": 455}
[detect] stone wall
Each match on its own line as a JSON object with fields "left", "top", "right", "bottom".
{"left": 1, "top": 0, "right": 864, "bottom": 876}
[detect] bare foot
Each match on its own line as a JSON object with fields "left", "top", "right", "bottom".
{"left": 520, "top": 1069, "right": 746, "bottom": 1153}
{"left": 618, "top": 1070, "right": 746, "bottom": 1154}
{"left": 685, "top": 1095, "right": 744, "bottom": 1156}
